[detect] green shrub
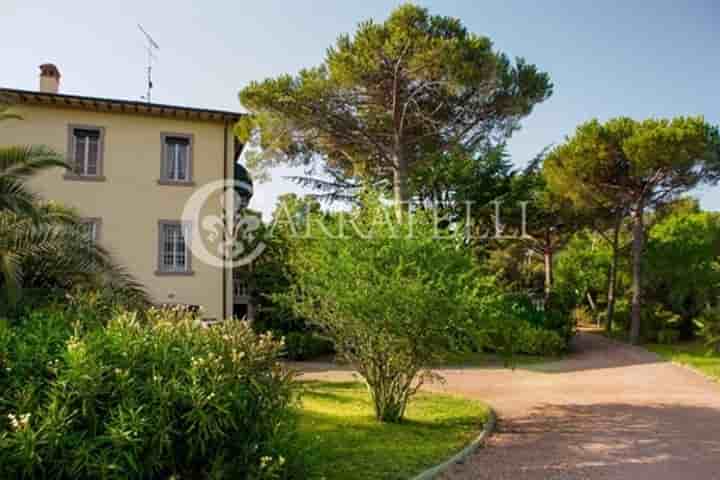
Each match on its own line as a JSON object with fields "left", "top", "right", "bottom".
{"left": 473, "top": 291, "right": 573, "bottom": 357}
{"left": 0, "top": 308, "right": 302, "bottom": 480}
{"left": 279, "top": 194, "right": 481, "bottom": 423}
{"left": 642, "top": 304, "right": 682, "bottom": 342}
{"left": 514, "top": 323, "right": 566, "bottom": 356}
{"left": 657, "top": 328, "right": 681, "bottom": 345}
{"left": 598, "top": 299, "right": 630, "bottom": 336}
{"left": 283, "top": 332, "right": 334, "bottom": 361}
{"left": 695, "top": 307, "right": 720, "bottom": 354}
{"left": 477, "top": 291, "right": 575, "bottom": 357}
{"left": 6, "top": 287, "right": 148, "bottom": 328}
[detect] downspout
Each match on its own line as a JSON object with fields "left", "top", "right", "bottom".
{"left": 222, "top": 120, "right": 228, "bottom": 320}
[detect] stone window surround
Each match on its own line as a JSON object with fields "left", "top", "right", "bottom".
{"left": 64, "top": 124, "right": 106, "bottom": 181}
{"left": 158, "top": 132, "right": 195, "bottom": 186}
{"left": 156, "top": 219, "right": 194, "bottom": 276}
{"left": 78, "top": 217, "right": 102, "bottom": 243}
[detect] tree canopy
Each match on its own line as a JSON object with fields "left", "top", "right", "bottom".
{"left": 544, "top": 116, "right": 720, "bottom": 342}
{"left": 238, "top": 4, "right": 552, "bottom": 217}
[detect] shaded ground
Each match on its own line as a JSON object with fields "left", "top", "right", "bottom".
{"left": 298, "top": 333, "right": 720, "bottom": 479}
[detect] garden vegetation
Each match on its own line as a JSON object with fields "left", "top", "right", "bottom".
{"left": 2, "top": 3, "right": 720, "bottom": 479}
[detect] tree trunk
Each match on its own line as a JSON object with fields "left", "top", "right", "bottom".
{"left": 605, "top": 212, "right": 622, "bottom": 334}
{"left": 586, "top": 291, "right": 596, "bottom": 312}
{"left": 629, "top": 205, "right": 645, "bottom": 344}
{"left": 392, "top": 148, "right": 409, "bottom": 222}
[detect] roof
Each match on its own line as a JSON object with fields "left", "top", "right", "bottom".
{"left": 0, "top": 88, "right": 243, "bottom": 123}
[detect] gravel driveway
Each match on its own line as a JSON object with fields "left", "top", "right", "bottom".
{"left": 298, "top": 332, "right": 720, "bottom": 479}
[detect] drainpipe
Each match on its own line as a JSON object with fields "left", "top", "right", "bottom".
{"left": 222, "top": 120, "right": 228, "bottom": 320}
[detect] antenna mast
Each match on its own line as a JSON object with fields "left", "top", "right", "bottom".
{"left": 138, "top": 24, "right": 160, "bottom": 103}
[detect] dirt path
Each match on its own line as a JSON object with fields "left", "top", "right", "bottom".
{"left": 298, "top": 333, "right": 720, "bottom": 479}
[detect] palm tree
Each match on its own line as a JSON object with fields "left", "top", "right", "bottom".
{"left": 0, "top": 105, "right": 148, "bottom": 310}
{"left": 0, "top": 145, "right": 72, "bottom": 215}
{"left": 0, "top": 104, "right": 69, "bottom": 217}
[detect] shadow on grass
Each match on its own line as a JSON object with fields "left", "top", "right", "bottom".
{"left": 300, "top": 381, "right": 364, "bottom": 405}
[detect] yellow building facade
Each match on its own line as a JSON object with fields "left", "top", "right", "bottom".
{"left": 0, "top": 66, "right": 242, "bottom": 320}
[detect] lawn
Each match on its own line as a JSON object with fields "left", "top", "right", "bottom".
{"left": 647, "top": 342, "right": 720, "bottom": 382}
{"left": 296, "top": 381, "right": 490, "bottom": 480}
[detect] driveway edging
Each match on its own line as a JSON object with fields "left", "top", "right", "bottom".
{"left": 410, "top": 408, "right": 497, "bottom": 480}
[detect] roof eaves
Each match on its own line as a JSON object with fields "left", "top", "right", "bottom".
{"left": 0, "top": 88, "right": 243, "bottom": 122}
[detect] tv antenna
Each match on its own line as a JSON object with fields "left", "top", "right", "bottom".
{"left": 138, "top": 24, "right": 160, "bottom": 103}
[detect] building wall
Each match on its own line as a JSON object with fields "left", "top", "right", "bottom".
{"left": 0, "top": 104, "right": 234, "bottom": 320}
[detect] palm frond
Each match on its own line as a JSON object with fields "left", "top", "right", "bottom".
{"left": 0, "top": 145, "right": 69, "bottom": 221}
{"left": 0, "top": 145, "right": 69, "bottom": 179}
{"left": 0, "top": 251, "right": 21, "bottom": 305}
{"left": 0, "top": 177, "right": 38, "bottom": 215}
{"left": 0, "top": 211, "right": 149, "bottom": 308}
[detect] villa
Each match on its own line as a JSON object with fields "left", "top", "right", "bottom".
{"left": 0, "top": 64, "right": 252, "bottom": 321}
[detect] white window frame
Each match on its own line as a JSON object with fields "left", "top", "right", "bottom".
{"left": 78, "top": 218, "right": 101, "bottom": 243}
{"left": 65, "top": 125, "right": 105, "bottom": 181}
{"left": 159, "top": 133, "right": 194, "bottom": 185}
{"left": 157, "top": 220, "right": 193, "bottom": 275}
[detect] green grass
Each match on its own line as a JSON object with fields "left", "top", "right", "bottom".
{"left": 647, "top": 341, "right": 720, "bottom": 382}
{"left": 296, "top": 381, "right": 489, "bottom": 480}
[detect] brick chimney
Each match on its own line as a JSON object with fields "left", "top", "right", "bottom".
{"left": 39, "top": 63, "right": 61, "bottom": 94}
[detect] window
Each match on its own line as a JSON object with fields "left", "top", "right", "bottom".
{"left": 157, "top": 221, "right": 192, "bottom": 275}
{"left": 66, "top": 125, "right": 104, "bottom": 180}
{"left": 78, "top": 218, "right": 101, "bottom": 243}
{"left": 160, "top": 133, "right": 193, "bottom": 184}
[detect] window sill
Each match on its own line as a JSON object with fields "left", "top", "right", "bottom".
{"left": 155, "top": 270, "right": 195, "bottom": 277}
{"left": 157, "top": 179, "right": 196, "bottom": 187}
{"left": 64, "top": 174, "right": 106, "bottom": 182}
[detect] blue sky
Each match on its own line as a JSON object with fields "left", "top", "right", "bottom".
{"left": 2, "top": 0, "right": 719, "bottom": 216}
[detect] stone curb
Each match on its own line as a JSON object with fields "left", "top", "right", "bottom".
{"left": 410, "top": 408, "right": 497, "bottom": 480}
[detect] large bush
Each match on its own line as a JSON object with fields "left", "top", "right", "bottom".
{"left": 0, "top": 308, "right": 300, "bottom": 480}
{"left": 278, "top": 195, "right": 481, "bottom": 423}
{"left": 471, "top": 290, "right": 570, "bottom": 358}
{"left": 645, "top": 210, "right": 720, "bottom": 338}
{"left": 249, "top": 196, "right": 336, "bottom": 361}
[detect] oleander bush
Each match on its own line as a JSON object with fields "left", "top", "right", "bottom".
{"left": 0, "top": 307, "right": 302, "bottom": 480}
